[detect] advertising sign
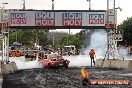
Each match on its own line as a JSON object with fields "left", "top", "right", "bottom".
{"left": 10, "top": 13, "right": 27, "bottom": 24}
{"left": 89, "top": 14, "right": 104, "bottom": 24}
{"left": 62, "top": 12, "right": 82, "bottom": 26}
{"left": 35, "top": 12, "right": 55, "bottom": 26}
{"left": 8, "top": 10, "right": 106, "bottom": 29}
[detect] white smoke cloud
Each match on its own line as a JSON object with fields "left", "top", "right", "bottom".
{"left": 14, "top": 60, "right": 44, "bottom": 70}
{"left": 83, "top": 30, "right": 107, "bottom": 58}
{"left": 0, "top": 56, "right": 44, "bottom": 70}
{"left": 63, "top": 55, "right": 91, "bottom": 67}
{"left": 63, "top": 30, "right": 108, "bottom": 67}
{"left": 119, "top": 48, "right": 132, "bottom": 59}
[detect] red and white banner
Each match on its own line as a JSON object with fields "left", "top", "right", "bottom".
{"left": 8, "top": 10, "right": 106, "bottom": 28}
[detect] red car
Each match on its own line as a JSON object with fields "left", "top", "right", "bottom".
{"left": 43, "top": 54, "right": 70, "bottom": 68}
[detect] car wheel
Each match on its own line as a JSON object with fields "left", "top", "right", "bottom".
{"left": 48, "top": 63, "right": 51, "bottom": 68}
{"left": 65, "top": 65, "right": 68, "bottom": 68}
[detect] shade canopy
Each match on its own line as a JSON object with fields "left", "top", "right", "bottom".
{"left": 12, "top": 41, "right": 22, "bottom": 46}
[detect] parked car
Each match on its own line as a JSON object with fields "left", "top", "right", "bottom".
{"left": 43, "top": 54, "right": 70, "bottom": 68}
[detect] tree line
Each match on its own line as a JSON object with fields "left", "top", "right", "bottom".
{"left": 9, "top": 29, "right": 85, "bottom": 49}
{"left": 117, "top": 17, "right": 132, "bottom": 46}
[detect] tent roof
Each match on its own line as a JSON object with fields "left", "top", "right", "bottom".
{"left": 12, "top": 41, "right": 22, "bottom": 46}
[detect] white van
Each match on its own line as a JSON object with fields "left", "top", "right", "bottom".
{"left": 62, "top": 45, "right": 76, "bottom": 55}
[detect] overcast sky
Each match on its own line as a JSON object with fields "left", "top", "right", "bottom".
{"left": 1, "top": 0, "right": 132, "bottom": 34}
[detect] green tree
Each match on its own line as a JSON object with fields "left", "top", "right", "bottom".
{"left": 59, "top": 32, "right": 85, "bottom": 49}
{"left": 9, "top": 29, "right": 49, "bottom": 47}
{"left": 118, "top": 17, "right": 132, "bottom": 46}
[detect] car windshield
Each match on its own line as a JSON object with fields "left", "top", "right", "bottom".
{"left": 63, "top": 47, "right": 71, "bottom": 52}
{"left": 48, "top": 55, "right": 62, "bottom": 59}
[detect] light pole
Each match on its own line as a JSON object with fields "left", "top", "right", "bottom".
{"left": 87, "top": 0, "right": 91, "bottom": 10}
{"left": 52, "top": 0, "right": 54, "bottom": 10}
{"left": 107, "top": 0, "right": 110, "bottom": 59}
{"left": 23, "top": 0, "right": 25, "bottom": 10}
{"left": 104, "top": 0, "right": 110, "bottom": 59}
{"left": 52, "top": 32, "right": 54, "bottom": 48}
{"left": 68, "top": 29, "right": 70, "bottom": 45}
{"left": 52, "top": 0, "right": 55, "bottom": 48}
{"left": 15, "top": 32, "right": 17, "bottom": 42}
{"left": 113, "top": 0, "right": 122, "bottom": 28}
{"left": 113, "top": 0, "right": 116, "bottom": 29}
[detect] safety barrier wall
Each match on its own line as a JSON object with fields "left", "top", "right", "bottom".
{"left": 0, "top": 60, "right": 18, "bottom": 88}
{"left": 95, "top": 59, "right": 132, "bottom": 71}
{"left": 3, "top": 62, "right": 18, "bottom": 74}
{"left": 95, "top": 59, "right": 104, "bottom": 67}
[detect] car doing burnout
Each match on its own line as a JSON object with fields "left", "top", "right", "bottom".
{"left": 43, "top": 54, "right": 70, "bottom": 68}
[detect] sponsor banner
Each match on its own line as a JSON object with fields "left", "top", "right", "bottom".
{"left": 62, "top": 12, "right": 82, "bottom": 26}
{"left": 10, "top": 12, "right": 27, "bottom": 24}
{"left": 9, "top": 10, "right": 106, "bottom": 28}
{"left": 89, "top": 14, "right": 105, "bottom": 25}
{"left": 35, "top": 12, "right": 55, "bottom": 26}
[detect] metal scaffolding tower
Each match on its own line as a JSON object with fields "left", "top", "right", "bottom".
{"left": 2, "top": 29, "right": 9, "bottom": 62}
{"left": 105, "top": 30, "right": 120, "bottom": 59}
{"left": 104, "top": 0, "right": 120, "bottom": 59}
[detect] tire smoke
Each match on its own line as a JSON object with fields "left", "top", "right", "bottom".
{"left": 63, "top": 30, "right": 107, "bottom": 66}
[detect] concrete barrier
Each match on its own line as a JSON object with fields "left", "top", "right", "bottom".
{"left": 0, "top": 60, "right": 18, "bottom": 88}
{"left": 95, "top": 59, "right": 132, "bottom": 71}
{"left": 3, "top": 62, "right": 18, "bottom": 74}
{"left": 102, "top": 59, "right": 112, "bottom": 68}
{"left": 10, "top": 62, "right": 18, "bottom": 72}
{"left": 95, "top": 59, "right": 104, "bottom": 67}
{"left": 110, "top": 60, "right": 129, "bottom": 69}
{"left": 127, "top": 60, "right": 132, "bottom": 71}
{"left": 95, "top": 59, "right": 112, "bottom": 68}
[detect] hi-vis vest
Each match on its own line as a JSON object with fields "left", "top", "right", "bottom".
{"left": 81, "top": 68, "right": 89, "bottom": 78}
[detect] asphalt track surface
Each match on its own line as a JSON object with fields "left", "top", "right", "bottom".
{"left": 2, "top": 67, "right": 132, "bottom": 88}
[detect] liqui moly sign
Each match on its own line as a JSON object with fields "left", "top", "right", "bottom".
{"left": 10, "top": 13, "right": 26, "bottom": 24}
{"left": 9, "top": 10, "right": 106, "bottom": 29}
{"left": 89, "top": 14, "right": 105, "bottom": 24}
{"left": 62, "top": 12, "right": 82, "bottom": 26}
{"left": 35, "top": 12, "right": 55, "bottom": 26}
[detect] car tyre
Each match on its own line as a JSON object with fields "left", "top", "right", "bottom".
{"left": 65, "top": 65, "right": 68, "bottom": 68}
{"left": 48, "top": 63, "right": 52, "bottom": 68}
